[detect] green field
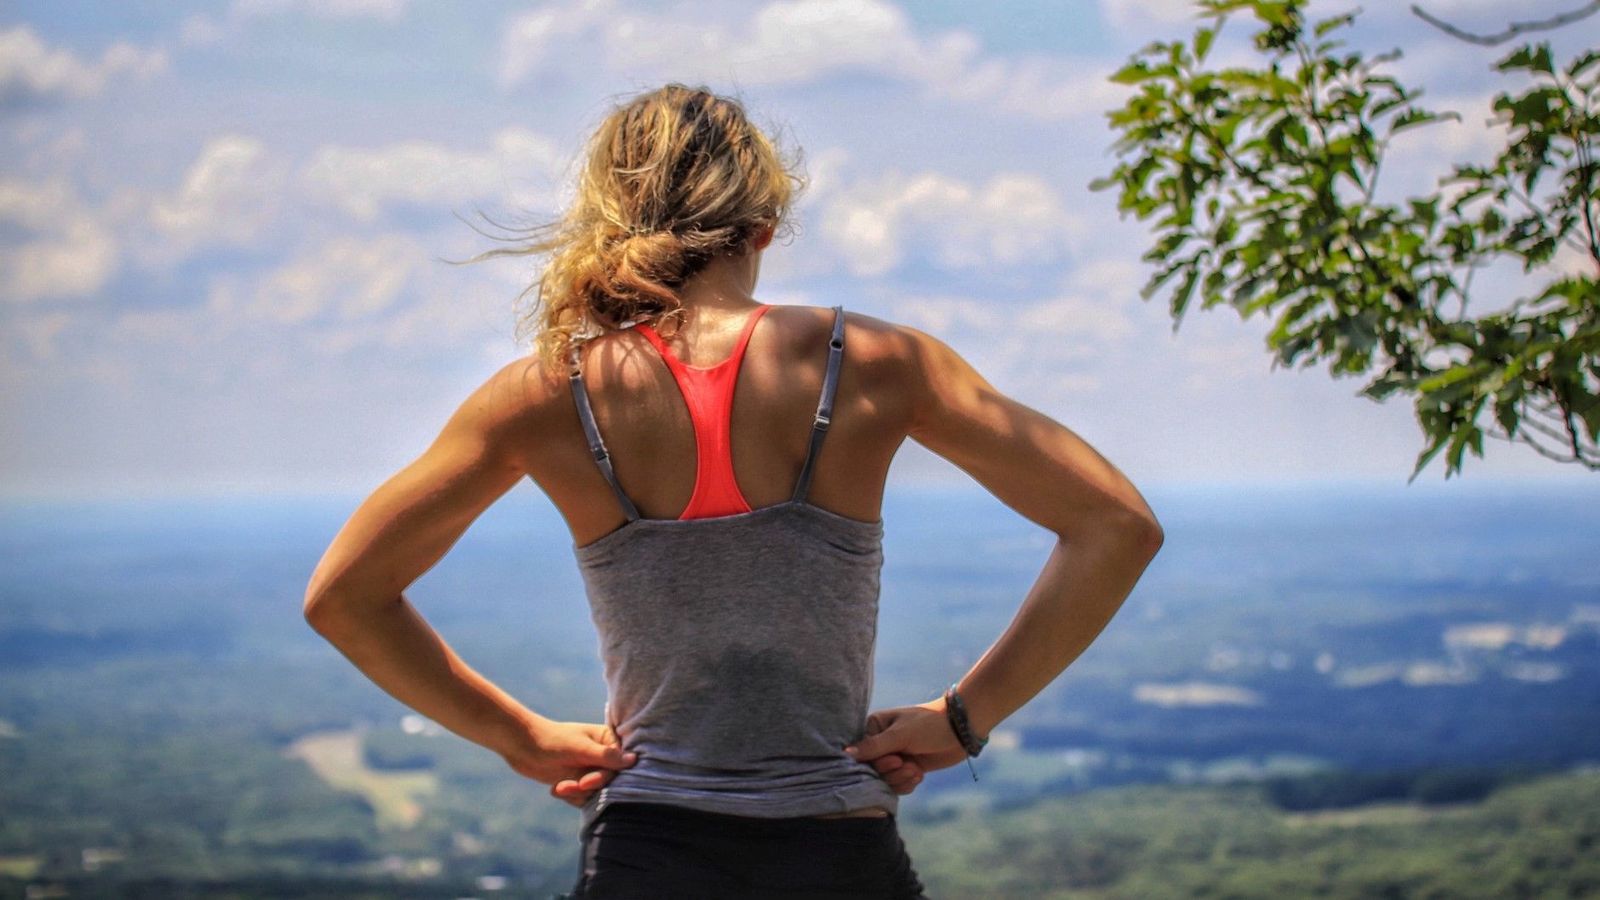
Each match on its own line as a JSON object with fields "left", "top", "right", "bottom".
{"left": 5, "top": 741, "right": 1597, "bottom": 898}
{"left": 902, "top": 768, "right": 1600, "bottom": 899}
{"left": 284, "top": 728, "right": 438, "bottom": 831}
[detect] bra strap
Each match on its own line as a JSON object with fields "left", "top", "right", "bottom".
{"left": 568, "top": 344, "right": 642, "bottom": 522}
{"left": 792, "top": 305, "right": 846, "bottom": 503}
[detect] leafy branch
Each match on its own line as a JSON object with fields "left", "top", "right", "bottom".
{"left": 1409, "top": 1, "right": 1600, "bottom": 46}
{"left": 1092, "top": 0, "right": 1600, "bottom": 478}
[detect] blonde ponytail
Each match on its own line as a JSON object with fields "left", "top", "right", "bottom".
{"left": 453, "top": 83, "right": 807, "bottom": 373}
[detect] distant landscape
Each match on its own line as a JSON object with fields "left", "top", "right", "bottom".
{"left": 1, "top": 479, "right": 1596, "bottom": 897}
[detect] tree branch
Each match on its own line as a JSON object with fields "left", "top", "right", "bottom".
{"left": 1410, "top": 1, "right": 1600, "bottom": 45}
{"left": 1487, "top": 422, "right": 1600, "bottom": 468}
{"left": 1522, "top": 392, "right": 1600, "bottom": 461}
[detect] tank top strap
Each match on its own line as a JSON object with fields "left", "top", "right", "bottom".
{"left": 791, "top": 305, "right": 846, "bottom": 503}
{"left": 634, "top": 304, "right": 773, "bottom": 519}
{"left": 633, "top": 303, "right": 770, "bottom": 374}
{"left": 567, "top": 344, "right": 642, "bottom": 522}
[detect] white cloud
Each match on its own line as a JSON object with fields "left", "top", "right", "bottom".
{"left": 891, "top": 266, "right": 1137, "bottom": 347}
{"left": 164, "top": 228, "right": 520, "bottom": 363}
{"left": 0, "top": 25, "right": 168, "bottom": 103}
{"left": 496, "top": 2, "right": 604, "bottom": 88}
{"left": 498, "top": 0, "right": 1129, "bottom": 122}
{"left": 300, "top": 127, "right": 566, "bottom": 222}
{"left": 142, "top": 135, "right": 290, "bottom": 265}
{"left": 1098, "top": 0, "right": 1212, "bottom": 28}
{"left": 231, "top": 0, "right": 409, "bottom": 19}
{"left": 0, "top": 178, "right": 120, "bottom": 303}
{"left": 818, "top": 169, "right": 1084, "bottom": 277}
{"left": 731, "top": 0, "right": 976, "bottom": 85}
{"left": 206, "top": 232, "right": 422, "bottom": 327}
{"left": 931, "top": 53, "right": 1135, "bottom": 121}
{"left": 500, "top": 0, "right": 971, "bottom": 89}
{"left": 882, "top": 259, "right": 1145, "bottom": 397}
{"left": 117, "top": 127, "right": 566, "bottom": 270}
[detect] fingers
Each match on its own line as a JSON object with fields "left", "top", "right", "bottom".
{"left": 887, "top": 768, "right": 924, "bottom": 794}
{"left": 872, "top": 755, "right": 904, "bottom": 774}
{"left": 587, "top": 721, "right": 623, "bottom": 747}
{"left": 848, "top": 707, "right": 927, "bottom": 761}
{"left": 872, "top": 753, "right": 924, "bottom": 794}
{"left": 863, "top": 710, "right": 890, "bottom": 735}
{"left": 583, "top": 742, "right": 639, "bottom": 771}
{"left": 845, "top": 733, "right": 895, "bottom": 762}
{"left": 550, "top": 768, "right": 615, "bottom": 807}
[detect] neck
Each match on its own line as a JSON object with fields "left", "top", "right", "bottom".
{"left": 675, "top": 246, "right": 763, "bottom": 314}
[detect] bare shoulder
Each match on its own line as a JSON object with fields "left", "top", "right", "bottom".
{"left": 770, "top": 302, "right": 919, "bottom": 378}
{"left": 822, "top": 308, "right": 967, "bottom": 432}
{"left": 465, "top": 351, "right": 579, "bottom": 469}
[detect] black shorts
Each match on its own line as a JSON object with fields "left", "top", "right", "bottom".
{"left": 560, "top": 801, "right": 929, "bottom": 899}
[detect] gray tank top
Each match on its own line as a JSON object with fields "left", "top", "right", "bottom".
{"left": 566, "top": 304, "right": 898, "bottom": 840}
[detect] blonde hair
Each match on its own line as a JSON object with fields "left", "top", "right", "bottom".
{"left": 456, "top": 83, "right": 807, "bottom": 374}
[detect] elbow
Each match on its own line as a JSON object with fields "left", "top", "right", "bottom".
{"left": 302, "top": 586, "right": 346, "bottom": 634}
{"left": 1131, "top": 514, "right": 1164, "bottom": 558}
{"left": 303, "top": 565, "right": 358, "bottom": 632}
{"left": 1114, "top": 505, "right": 1164, "bottom": 558}
{"left": 1063, "top": 505, "right": 1164, "bottom": 558}
{"left": 304, "top": 584, "right": 400, "bottom": 634}
{"left": 303, "top": 594, "right": 333, "bottom": 633}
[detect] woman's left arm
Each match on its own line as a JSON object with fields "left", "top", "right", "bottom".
{"left": 302, "top": 360, "right": 635, "bottom": 806}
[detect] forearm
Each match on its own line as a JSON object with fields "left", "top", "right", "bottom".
{"left": 306, "top": 593, "right": 546, "bottom": 758}
{"left": 954, "top": 523, "right": 1161, "bottom": 738}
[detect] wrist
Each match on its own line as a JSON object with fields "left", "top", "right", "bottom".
{"left": 942, "top": 683, "right": 989, "bottom": 757}
{"left": 951, "top": 681, "right": 995, "bottom": 742}
{"left": 493, "top": 708, "right": 553, "bottom": 761}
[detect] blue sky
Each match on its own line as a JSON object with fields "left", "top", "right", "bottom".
{"left": 2, "top": 0, "right": 1596, "bottom": 502}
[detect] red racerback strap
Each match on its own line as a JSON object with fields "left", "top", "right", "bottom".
{"left": 635, "top": 304, "right": 773, "bottom": 519}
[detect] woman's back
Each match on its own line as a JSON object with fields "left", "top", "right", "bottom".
{"left": 557, "top": 303, "right": 911, "bottom": 549}
{"left": 563, "top": 302, "right": 903, "bottom": 840}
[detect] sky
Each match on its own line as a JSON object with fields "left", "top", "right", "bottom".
{"left": 1, "top": 0, "right": 1596, "bottom": 503}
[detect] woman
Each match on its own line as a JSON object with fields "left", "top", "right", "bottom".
{"left": 303, "top": 83, "right": 1164, "bottom": 899}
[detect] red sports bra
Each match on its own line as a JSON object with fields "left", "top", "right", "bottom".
{"left": 632, "top": 303, "right": 773, "bottom": 520}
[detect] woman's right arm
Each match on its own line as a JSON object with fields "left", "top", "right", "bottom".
{"left": 847, "top": 323, "right": 1164, "bottom": 771}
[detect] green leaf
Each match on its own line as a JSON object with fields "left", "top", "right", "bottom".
{"left": 1496, "top": 43, "right": 1555, "bottom": 76}
{"left": 1361, "top": 372, "right": 1408, "bottom": 401}
{"left": 1408, "top": 431, "right": 1449, "bottom": 483}
{"left": 1195, "top": 27, "right": 1216, "bottom": 62}
{"left": 1446, "top": 428, "right": 1471, "bottom": 474}
{"left": 1570, "top": 49, "right": 1600, "bottom": 79}
{"left": 1415, "top": 363, "right": 1485, "bottom": 395}
{"left": 1312, "top": 11, "right": 1356, "bottom": 38}
{"left": 1576, "top": 392, "right": 1600, "bottom": 442}
{"left": 1110, "top": 61, "right": 1155, "bottom": 85}
{"left": 1171, "top": 264, "right": 1202, "bottom": 323}
{"left": 1388, "top": 107, "right": 1445, "bottom": 137}
{"left": 1493, "top": 397, "right": 1520, "bottom": 436}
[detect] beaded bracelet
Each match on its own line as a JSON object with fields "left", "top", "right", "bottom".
{"left": 943, "top": 683, "right": 988, "bottom": 781}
